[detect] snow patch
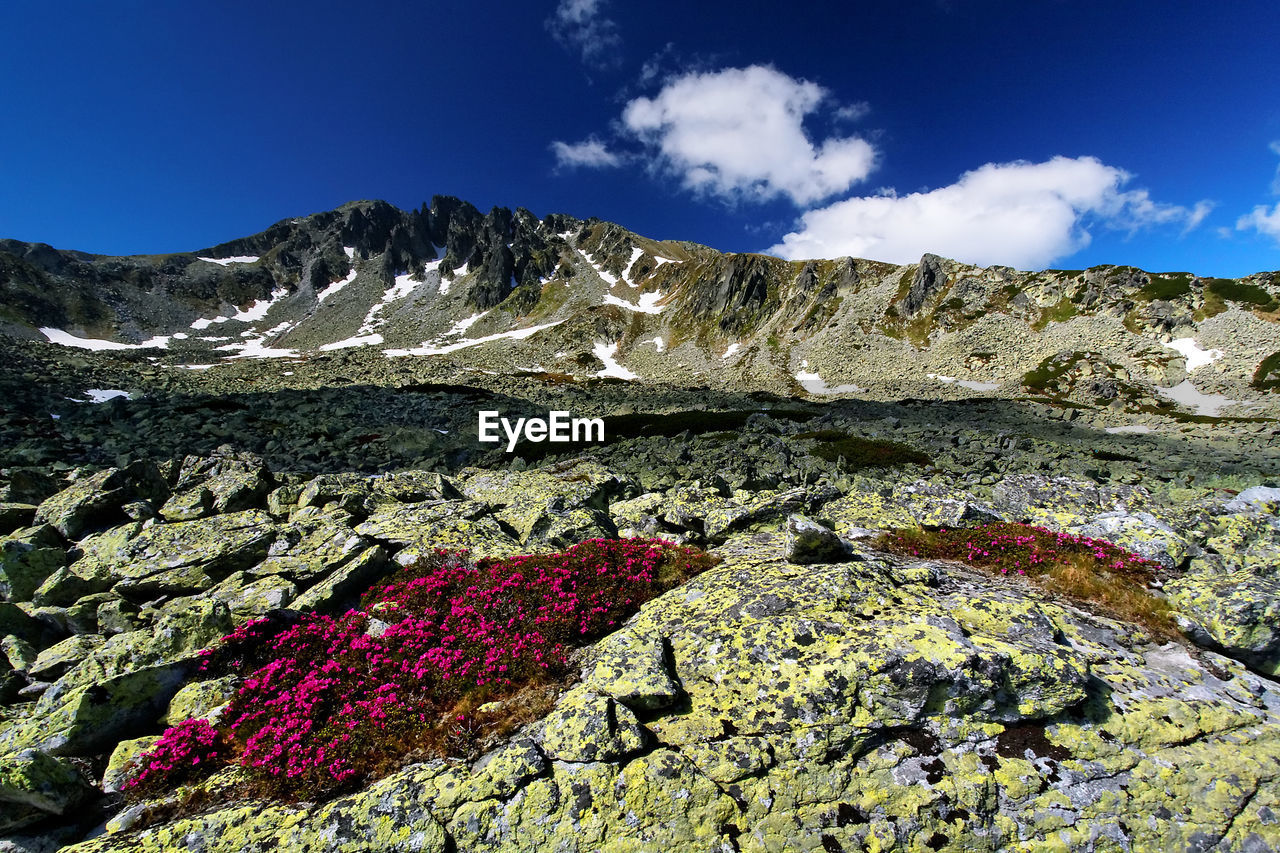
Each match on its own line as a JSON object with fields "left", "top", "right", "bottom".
{"left": 317, "top": 267, "right": 358, "bottom": 303}
{"left": 594, "top": 341, "right": 638, "bottom": 380}
{"left": 796, "top": 369, "right": 864, "bottom": 395}
{"left": 644, "top": 336, "right": 666, "bottom": 353}
{"left": 622, "top": 247, "right": 645, "bottom": 281}
{"left": 1163, "top": 338, "right": 1224, "bottom": 372}
{"left": 215, "top": 339, "right": 298, "bottom": 359}
{"left": 179, "top": 364, "right": 219, "bottom": 370}
{"left": 360, "top": 270, "right": 426, "bottom": 334}
{"left": 40, "top": 328, "right": 170, "bottom": 351}
{"left": 230, "top": 288, "right": 288, "bottom": 323}
{"left": 197, "top": 255, "right": 259, "bottom": 266}
{"left": 928, "top": 373, "right": 1000, "bottom": 392}
{"left": 1105, "top": 425, "right": 1153, "bottom": 435}
{"left": 603, "top": 290, "right": 665, "bottom": 314}
{"left": 444, "top": 312, "right": 487, "bottom": 337}
{"left": 78, "top": 389, "right": 130, "bottom": 403}
{"left": 320, "top": 333, "right": 384, "bottom": 351}
{"left": 1153, "top": 380, "right": 1248, "bottom": 417}
{"left": 384, "top": 320, "right": 564, "bottom": 357}
{"left": 343, "top": 246, "right": 355, "bottom": 259}
{"left": 722, "top": 343, "right": 742, "bottom": 360}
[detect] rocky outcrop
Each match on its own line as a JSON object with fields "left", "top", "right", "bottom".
{"left": 0, "top": 439, "right": 1275, "bottom": 850}
{"left": 53, "top": 528, "right": 1280, "bottom": 852}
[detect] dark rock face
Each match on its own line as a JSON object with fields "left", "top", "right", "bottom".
{"left": 903, "top": 253, "right": 951, "bottom": 317}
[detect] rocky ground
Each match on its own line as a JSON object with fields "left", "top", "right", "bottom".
{"left": 2, "top": 335, "right": 1280, "bottom": 852}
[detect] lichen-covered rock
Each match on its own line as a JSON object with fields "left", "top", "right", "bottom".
{"left": 28, "top": 635, "right": 105, "bottom": 681}
{"left": 210, "top": 573, "right": 297, "bottom": 620}
{"left": 609, "top": 492, "right": 669, "bottom": 539}
{"left": 290, "top": 545, "right": 388, "bottom": 614}
{"left": 0, "top": 602, "right": 45, "bottom": 645}
{"left": 2, "top": 634, "right": 38, "bottom": 673}
{"left": 157, "top": 452, "right": 273, "bottom": 521}
{"left": 33, "top": 463, "right": 167, "bottom": 540}
{"left": 458, "top": 460, "right": 620, "bottom": 545}
{"left": 297, "top": 473, "right": 372, "bottom": 517}
{"left": 163, "top": 676, "right": 237, "bottom": 725}
{"left": 252, "top": 516, "right": 367, "bottom": 582}
{"left": 0, "top": 600, "right": 233, "bottom": 755}
{"left": 821, "top": 481, "right": 918, "bottom": 531}
{"left": 0, "top": 502, "right": 38, "bottom": 534}
{"left": 101, "top": 735, "right": 161, "bottom": 794}
{"left": 41, "top": 523, "right": 1280, "bottom": 852}
{"left": 359, "top": 500, "right": 521, "bottom": 561}
{"left": 582, "top": 631, "right": 682, "bottom": 712}
{"left": 784, "top": 514, "right": 852, "bottom": 564}
{"left": 0, "top": 529, "right": 65, "bottom": 602}
{"left": 30, "top": 565, "right": 114, "bottom": 609}
{"left": 0, "top": 749, "right": 92, "bottom": 831}
{"left": 365, "top": 470, "right": 460, "bottom": 504}
{"left": 535, "top": 686, "right": 649, "bottom": 762}
{"left": 70, "top": 510, "right": 277, "bottom": 591}
{"left": 992, "top": 474, "right": 1154, "bottom": 528}
{"left": 1072, "top": 509, "right": 1194, "bottom": 568}
{"left": 1167, "top": 567, "right": 1280, "bottom": 673}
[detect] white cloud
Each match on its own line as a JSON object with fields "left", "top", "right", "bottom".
{"left": 834, "top": 101, "right": 871, "bottom": 122}
{"left": 620, "top": 65, "right": 876, "bottom": 205}
{"left": 551, "top": 137, "right": 622, "bottom": 169}
{"left": 1237, "top": 203, "right": 1280, "bottom": 243}
{"left": 768, "top": 156, "right": 1211, "bottom": 269}
{"left": 1271, "top": 140, "right": 1280, "bottom": 195}
{"left": 546, "top": 0, "right": 621, "bottom": 69}
{"left": 1234, "top": 142, "right": 1280, "bottom": 245}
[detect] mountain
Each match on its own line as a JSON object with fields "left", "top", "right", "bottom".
{"left": 3, "top": 201, "right": 1280, "bottom": 852}
{"left": 4, "top": 198, "right": 1279, "bottom": 420}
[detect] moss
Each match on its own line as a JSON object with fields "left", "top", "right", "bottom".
{"left": 1137, "top": 272, "right": 1193, "bottom": 301}
{"left": 1251, "top": 351, "right": 1280, "bottom": 391}
{"left": 1206, "top": 278, "right": 1277, "bottom": 309}
{"left": 1030, "top": 298, "right": 1078, "bottom": 331}
{"left": 1022, "top": 352, "right": 1088, "bottom": 394}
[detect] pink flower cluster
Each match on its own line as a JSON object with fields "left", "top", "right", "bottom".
{"left": 127, "top": 538, "right": 714, "bottom": 800}
{"left": 124, "top": 718, "right": 226, "bottom": 790}
{"left": 890, "top": 522, "right": 1157, "bottom": 577}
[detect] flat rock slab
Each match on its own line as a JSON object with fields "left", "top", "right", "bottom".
{"left": 71, "top": 510, "right": 278, "bottom": 582}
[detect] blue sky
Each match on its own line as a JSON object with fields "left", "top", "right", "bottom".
{"left": 2, "top": 0, "right": 1279, "bottom": 277}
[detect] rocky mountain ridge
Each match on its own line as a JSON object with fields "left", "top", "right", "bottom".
{"left": 4, "top": 198, "right": 1279, "bottom": 424}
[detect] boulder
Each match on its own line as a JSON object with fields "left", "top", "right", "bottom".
{"left": 163, "top": 675, "right": 238, "bottom": 725}
{"left": 536, "top": 686, "right": 649, "bottom": 763}
{"left": 1072, "top": 510, "right": 1194, "bottom": 569}
{"left": 69, "top": 511, "right": 277, "bottom": 597}
{"left": 101, "top": 735, "right": 162, "bottom": 794}
{"left": 0, "top": 502, "right": 37, "bottom": 534}
{"left": 0, "top": 534, "right": 66, "bottom": 602}
{"left": 784, "top": 514, "right": 853, "bottom": 564}
{"left": 0, "top": 749, "right": 92, "bottom": 831}
{"left": 34, "top": 463, "right": 167, "bottom": 540}
{"left": 1168, "top": 567, "right": 1280, "bottom": 673}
